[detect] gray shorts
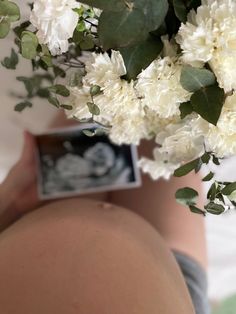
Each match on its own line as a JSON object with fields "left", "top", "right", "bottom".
{"left": 173, "top": 251, "right": 210, "bottom": 314}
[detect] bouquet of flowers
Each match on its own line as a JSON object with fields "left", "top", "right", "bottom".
{"left": 1, "top": 0, "right": 236, "bottom": 215}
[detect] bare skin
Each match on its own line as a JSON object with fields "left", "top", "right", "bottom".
{"left": 0, "top": 113, "right": 207, "bottom": 313}
{"left": 0, "top": 199, "right": 195, "bottom": 314}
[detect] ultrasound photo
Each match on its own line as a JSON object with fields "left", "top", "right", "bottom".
{"left": 36, "top": 125, "right": 141, "bottom": 200}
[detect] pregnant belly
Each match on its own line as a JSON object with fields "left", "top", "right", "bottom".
{"left": 0, "top": 198, "right": 194, "bottom": 314}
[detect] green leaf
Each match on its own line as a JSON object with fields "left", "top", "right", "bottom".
{"left": 41, "top": 55, "right": 53, "bottom": 67}
{"left": 195, "top": 157, "right": 203, "bottom": 173}
{"left": 87, "top": 102, "right": 100, "bottom": 115}
{"left": 73, "top": 28, "right": 84, "bottom": 44}
{"left": 201, "top": 152, "right": 211, "bottom": 164}
{"left": 79, "top": 0, "right": 126, "bottom": 11}
{"left": 173, "top": 0, "right": 187, "bottom": 22}
{"left": 190, "top": 85, "right": 225, "bottom": 126}
{"left": 14, "top": 101, "right": 33, "bottom": 112}
{"left": 179, "top": 101, "right": 193, "bottom": 119}
{"left": 207, "top": 182, "right": 218, "bottom": 201}
{"left": 135, "top": 0, "right": 169, "bottom": 33}
{"left": 90, "top": 85, "right": 101, "bottom": 96}
{"left": 13, "top": 21, "right": 30, "bottom": 38}
{"left": 120, "top": 36, "right": 163, "bottom": 80}
{"left": 174, "top": 158, "right": 200, "bottom": 177}
{"left": 48, "top": 84, "right": 70, "bottom": 97}
{"left": 0, "top": 18, "right": 10, "bottom": 38}
{"left": 0, "top": 0, "right": 20, "bottom": 22}
{"left": 189, "top": 205, "right": 206, "bottom": 216}
{"left": 175, "top": 187, "right": 199, "bottom": 206}
{"left": 202, "top": 171, "right": 214, "bottom": 182}
{"left": 212, "top": 155, "right": 220, "bottom": 165}
{"left": 165, "top": 6, "right": 181, "bottom": 37}
{"left": 221, "top": 182, "right": 236, "bottom": 196}
{"left": 205, "top": 202, "right": 225, "bottom": 215}
{"left": 186, "top": 0, "right": 201, "bottom": 10}
{"left": 180, "top": 66, "right": 216, "bottom": 92}
{"left": 98, "top": 9, "right": 147, "bottom": 50}
{"left": 1, "top": 48, "right": 18, "bottom": 69}
{"left": 37, "top": 88, "right": 50, "bottom": 98}
{"left": 60, "top": 104, "right": 73, "bottom": 110}
{"left": 48, "top": 96, "right": 60, "bottom": 108}
{"left": 21, "top": 31, "right": 39, "bottom": 59}
{"left": 77, "top": 20, "right": 86, "bottom": 32}
{"left": 79, "top": 35, "right": 94, "bottom": 50}
{"left": 17, "top": 76, "right": 34, "bottom": 97}
{"left": 53, "top": 65, "right": 66, "bottom": 78}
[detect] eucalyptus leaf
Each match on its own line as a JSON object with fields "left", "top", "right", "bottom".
{"left": 53, "top": 65, "right": 66, "bottom": 78}
{"left": 21, "top": 31, "right": 39, "bottom": 59}
{"left": 79, "top": 35, "right": 94, "bottom": 50}
{"left": 173, "top": 0, "right": 187, "bottom": 22}
{"left": 98, "top": 9, "right": 147, "bottom": 50}
{"left": 212, "top": 155, "right": 220, "bottom": 165}
{"left": 175, "top": 187, "right": 199, "bottom": 206}
{"left": 48, "top": 96, "right": 60, "bottom": 107}
{"left": 190, "top": 85, "right": 225, "bottom": 126}
{"left": 207, "top": 182, "right": 218, "bottom": 201}
{"left": 17, "top": 76, "right": 34, "bottom": 97}
{"left": 135, "top": 0, "right": 169, "bottom": 32}
{"left": 14, "top": 100, "right": 33, "bottom": 112}
{"left": 189, "top": 205, "right": 206, "bottom": 216}
{"left": 180, "top": 66, "right": 216, "bottom": 92}
{"left": 41, "top": 55, "right": 53, "bottom": 67}
{"left": 73, "top": 28, "right": 83, "bottom": 44}
{"left": 90, "top": 85, "right": 101, "bottom": 96}
{"left": 120, "top": 36, "right": 163, "bottom": 80}
{"left": 1, "top": 48, "right": 18, "bottom": 69}
{"left": 77, "top": 20, "right": 86, "bottom": 32}
{"left": 186, "top": 0, "right": 201, "bottom": 10}
{"left": 37, "top": 88, "right": 50, "bottom": 98}
{"left": 174, "top": 158, "right": 200, "bottom": 177}
{"left": 202, "top": 171, "right": 214, "bottom": 182}
{"left": 79, "top": 0, "right": 126, "bottom": 12}
{"left": 0, "top": 18, "right": 10, "bottom": 38}
{"left": 60, "top": 104, "right": 73, "bottom": 110}
{"left": 13, "top": 21, "right": 30, "bottom": 38}
{"left": 201, "top": 152, "right": 211, "bottom": 164}
{"left": 179, "top": 101, "right": 193, "bottom": 119}
{"left": 221, "top": 182, "right": 236, "bottom": 196}
{"left": 48, "top": 84, "right": 70, "bottom": 97}
{"left": 0, "top": 0, "right": 20, "bottom": 22}
{"left": 205, "top": 202, "right": 225, "bottom": 215}
{"left": 87, "top": 102, "right": 100, "bottom": 115}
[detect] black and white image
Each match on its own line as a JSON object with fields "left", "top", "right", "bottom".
{"left": 36, "top": 125, "right": 141, "bottom": 200}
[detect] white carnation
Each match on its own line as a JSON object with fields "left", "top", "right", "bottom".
{"left": 67, "top": 51, "right": 148, "bottom": 145}
{"left": 109, "top": 113, "right": 148, "bottom": 145}
{"left": 156, "top": 116, "right": 207, "bottom": 164}
{"left": 136, "top": 57, "right": 191, "bottom": 119}
{"left": 139, "top": 149, "right": 180, "bottom": 180}
{"left": 177, "top": 0, "right": 236, "bottom": 92}
{"left": 143, "top": 107, "right": 180, "bottom": 138}
{"left": 206, "top": 93, "right": 236, "bottom": 157}
{"left": 161, "top": 35, "right": 178, "bottom": 58}
{"left": 84, "top": 50, "right": 127, "bottom": 88}
{"left": 30, "top": 0, "right": 80, "bottom": 55}
{"left": 66, "top": 86, "right": 91, "bottom": 121}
